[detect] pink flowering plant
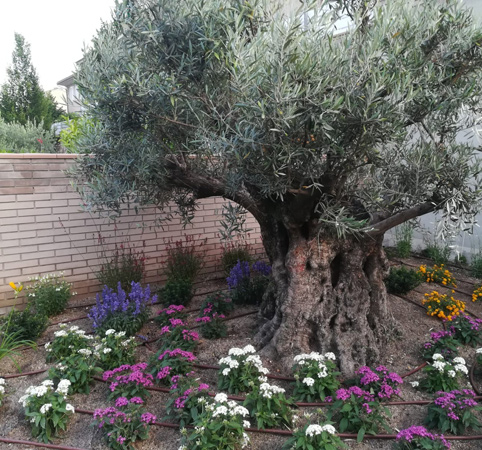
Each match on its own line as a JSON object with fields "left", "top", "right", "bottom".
{"left": 103, "top": 363, "right": 154, "bottom": 400}
{"left": 420, "top": 354, "right": 468, "bottom": 393}
{"left": 327, "top": 386, "right": 391, "bottom": 442}
{"left": 292, "top": 352, "right": 340, "bottom": 402}
{"left": 164, "top": 375, "right": 211, "bottom": 427}
{"left": 395, "top": 426, "right": 450, "bottom": 450}
{"left": 94, "top": 330, "right": 137, "bottom": 370}
{"left": 424, "top": 389, "right": 481, "bottom": 435}
{"left": 355, "top": 365, "right": 403, "bottom": 401}
{"left": 148, "top": 348, "right": 196, "bottom": 385}
{"left": 195, "top": 312, "right": 227, "bottom": 339}
{"left": 281, "top": 423, "right": 346, "bottom": 450}
{"left": 448, "top": 314, "right": 482, "bottom": 347}
{"left": 92, "top": 397, "right": 156, "bottom": 450}
{"left": 199, "top": 292, "right": 234, "bottom": 316}
{"left": 421, "top": 330, "right": 459, "bottom": 361}
{"left": 157, "top": 318, "right": 199, "bottom": 352}
{"left": 45, "top": 324, "right": 94, "bottom": 363}
{"left": 154, "top": 304, "right": 187, "bottom": 328}
{"left": 218, "top": 345, "right": 269, "bottom": 394}
{"left": 243, "top": 382, "right": 293, "bottom": 429}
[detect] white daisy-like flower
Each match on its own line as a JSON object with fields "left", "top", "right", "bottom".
{"left": 40, "top": 403, "right": 52, "bottom": 414}
{"left": 65, "top": 404, "right": 75, "bottom": 413}
{"left": 410, "top": 381, "right": 419, "bottom": 387}
{"left": 320, "top": 424, "right": 337, "bottom": 434}
{"left": 448, "top": 370, "right": 456, "bottom": 378}
{"left": 306, "top": 424, "right": 323, "bottom": 437}
{"left": 222, "top": 368, "right": 231, "bottom": 376}
{"left": 453, "top": 357, "right": 466, "bottom": 365}
{"left": 214, "top": 393, "right": 228, "bottom": 403}
{"left": 302, "top": 377, "right": 315, "bottom": 387}
{"left": 103, "top": 348, "right": 112, "bottom": 354}
{"left": 105, "top": 329, "right": 116, "bottom": 335}
{"left": 243, "top": 420, "right": 251, "bottom": 428}
{"left": 432, "top": 353, "right": 444, "bottom": 361}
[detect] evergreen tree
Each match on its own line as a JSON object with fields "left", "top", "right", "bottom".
{"left": 0, "top": 33, "right": 63, "bottom": 130}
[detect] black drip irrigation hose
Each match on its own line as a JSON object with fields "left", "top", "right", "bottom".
{"left": 0, "top": 437, "right": 87, "bottom": 450}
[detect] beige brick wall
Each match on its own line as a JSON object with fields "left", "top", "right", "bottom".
{"left": 0, "top": 154, "right": 265, "bottom": 314}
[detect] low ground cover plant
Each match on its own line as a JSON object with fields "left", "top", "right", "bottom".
{"left": 227, "top": 260, "right": 271, "bottom": 305}
{"left": 448, "top": 314, "right": 482, "bottom": 347}
{"left": 93, "top": 397, "right": 156, "bottom": 450}
{"left": 45, "top": 325, "right": 94, "bottom": 363}
{"left": 420, "top": 354, "right": 468, "bottom": 393}
{"left": 395, "top": 426, "right": 450, "bottom": 450}
{"left": 19, "top": 379, "right": 75, "bottom": 443}
{"left": 154, "top": 305, "right": 187, "bottom": 328}
{"left": 218, "top": 345, "right": 269, "bottom": 394}
{"left": 282, "top": 423, "right": 346, "bottom": 450}
{"left": 149, "top": 348, "right": 196, "bottom": 385}
{"left": 0, "top": 305, "right": 47, "bottom": 342}
{"left": 179, "top": 392, "right": 250, "bottom": 450}
{"left": 422, "top": 330, "right": 459, "bottom": 361}
{"left": 422, "top": 291, "right": 465, "bottom": 321}
{"left": 355, "top": 365, "right": 403, "bottom": 400}
{"left": 94, "top": 329, "right": 137, "bottom": 370}
{"left": 421, "top": 243, "right": 452, "bottom": 266}
{"left": 157, "top": 319, "right": 199, "bottom": 352}
{"left": 25, "top": 273, "right": 72, "bottom": 317}
{"left": 418, "top": 265, "right": 456, "bottom": 288}
{"left": 103, "top": 363, "right": 153, "bottom": 400}
{"left": 292, "top": 352, "right": 340, "bottom": 402}
{"left": 243, "top": 382, "right": 293, "bottom": 429}
{"left": 158, "top": 279, "right": 194, "bottom": 306}
{"left": 0, "top": 310, "right": 36, "bottom": 368}
{"left": 327, "top": 386, "right": 391, "bottom": 442}
{"left": 395, "top": 223, "right": 413, "bottom": 258}
{"left": 425, "top": 389, "right": 481, "bottom": 435}
{"left": 89, "top": 282, "right": 156, "bottom": 336}
{"left": 385, "top": 266, "right": 423, "bottom": 295}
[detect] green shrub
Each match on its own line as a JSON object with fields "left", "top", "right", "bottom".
{"left": 394, "top": 223, "right": 413, "bottom": 258}
{"left": 163, "top": 236, "right": 204, "bottom": 283}
{"left": 199, "top": 292, "right": 234, "bottom": 316}
{"left": 221, "top": 242, "right": 252, "bottom": 276}
{"left": 385, "top": 266, "right": 424, "bottom": 295}
{"left": 26, "top": 273, "right": 72, "bottom": 317}
{"left": 0, "top": 306, "right": 47, "bottom": 341}
{"left": 421, "top": 242, "right": 451, "bottom": 266}
{"left": 470, "top": 253, "right": 482, "bottom": 279}
{"left": 0, "top": 117, "right": 55, "bottom": 153}
{"left": 159, "top": 279, "right": 194, "bottom": 306}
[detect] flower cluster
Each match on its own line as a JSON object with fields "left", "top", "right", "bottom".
{"left": 179, "top": 392, "right": 250, "bottom": 450}
{"left": 148, "top": 348, "right": 196, "bottom": 385}
{"left": 45, "top": 324, "right": 94, "bottom": 363}
{"left": 356, "top": 365, "right": 403, "bottom": 400}
{"left": 199, "top": 292, "right": 234, "bottom": 316}
{"left": 25, "top": 272, "right": 72, "bottom": 317}
{"left": 292, "top": 352, "right": 340, "bottom": 402}
{"left": 419, "top": 265, "right": 457, "bottom": 287}
{"left": 282, "top": 423, "right": 346, "bottom": 450}
{"left": 103, "top": 363, "right": 154, "bottom": 400}
{"left": 154, "top": 304, "right": 186, "bottom": 328}
{"left": 89, "top": 282, "right": 156, "bottom": 336}
{"left": 195, "top": 310, "right": 227, "bottom": 339}
{"left": 395, "top": 426, "right": 450, "bottom": 450}
{"left": 420, "top": 354, "right": 468, "bottom": 393}
{"left": 93, "top": 398, "right": 156, "bottom": 450}
{"left": 422, "top": 291, "right": 465, "bottom": 321}
{"left": 95, "top": 329, "right": 137, "bottom": 370}
{"left": 227, "top": 260, "right": 271, "bottom": 305}
{"left": 19, "top": 379, "right": 74, "bottom": 443}
{"left": 425, "top": 390, "right": 481, "bottom": 435}
{"left": 472, "top": 285, "right": 482, "bottom": 303}
{"left": 422, "top": 330, "right": 459, "bottom": 361}
{"left": 158, "top": 318, "right": 199, "bottom": 352}
{"left": 448, "top": 314, "right": 482, "bottom": 347}
{"left": 218, "top": 345, "right": 269, "bottom": 393}
{"left": 0, "top": 378, "right": 5, "bottom": 407}
{"left": 244, "top": 382, "right": 293, "bottom": 429}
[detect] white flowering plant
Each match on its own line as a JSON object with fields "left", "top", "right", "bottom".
{"left": 420, "top": 354, "right": 468, "bottom": 393}
{"left": 218, "top": 345, "right": 269, "bottom": 394}
{"left": 19, "top": 379, "right": 75, "bottom": 443}
{"left": 476, "top": 347, "right": 482, "bottom": 367}
{"left": 94, "top": 329, "right": 137, "bottom": 370}
{"left": 0, "top": 378, "right": 5, "bottom": 407}
{"left": 243, "top": 382, "right": 293, "bottom": 429}
{"left": 45, "top": 325, "right": 94, "bottom": 363}
{"left": 48, "top": 350, "right": 102, "bottom": 395}
{"left": 292, "top": 352, "right": 340, "bottom": 402}
{"left": 179, "top": 393, "right": 250, "bottom": 450}
{"left": 25, "top": 273, "right": 72, "bottom": 317}
{"left": 282, "top": 423, "right": 346, "bottom": 450}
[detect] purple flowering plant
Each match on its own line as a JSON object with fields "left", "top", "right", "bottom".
{"left": 421, "top": 330, "right": 459, "bottom": 361}
{"left": 395, "top": 426, "right": 450, "bottom": 450}
{"left": 92, "top": 397, "right": 156, "bottom": 450}
{"left": 448, "top": 314, "right": 482, "bottom": 347}
{"left": 154, "top": 304, "right": 187, "bottom": 328}
{"left": 355, "top": 365, "right": 403, "bottom": 401}
{"left": 147, "top": 348, "right": 196, "bottom": 385}
{"left": 164, "top": 375, "right": 211, "bottom": 427}
{"left": 103, "top": 363, "right": 154, "bottom": 401}
{"left": 226, "top": 260, "right": 271, "bottom": 305}
{"left": 157, "top": 318, "right": 199, "bottom": 352}
{"left": 424, "top": 390, "right": 481, "bottom": 435}
{"left": 327, "top": 386, "right": 392, "bottom": 442}
{"left": 89, "top": 282, "right": 156, "bottom": 337}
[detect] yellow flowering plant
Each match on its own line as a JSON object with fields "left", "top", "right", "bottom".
{"left": 472, "top": 285, "right": 482, "bottom": 303}
{"left": 418, "top": 265, "right": 456, "bottom": 288}
{"left": 422, "top": 291, "right": 465, "bottom": 321}
{"left": 8, "top": 282, "right": 23, "bottom": 298}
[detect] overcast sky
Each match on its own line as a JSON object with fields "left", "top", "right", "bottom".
{"left": 0, "top": 0, "right": 115, "bottom": 90}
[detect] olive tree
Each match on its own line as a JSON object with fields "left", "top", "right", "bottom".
{"left": 72, "top": 0, "right": 482, "bottom": 374}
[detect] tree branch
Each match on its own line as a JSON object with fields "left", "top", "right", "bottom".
{"left": 368, "top": 201, "right": 435, "bottom": 236}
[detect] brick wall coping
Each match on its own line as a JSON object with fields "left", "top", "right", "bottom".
{"left": 0, "top": 154, "right": 78, "bottom": 159}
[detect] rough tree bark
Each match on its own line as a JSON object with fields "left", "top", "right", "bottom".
{"left": 255, "top": 219, "right": 395, "bottom": 377}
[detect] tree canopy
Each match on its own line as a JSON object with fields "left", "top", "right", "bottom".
{"left": 0, "top": 33, "right": 63, "bottom": 131}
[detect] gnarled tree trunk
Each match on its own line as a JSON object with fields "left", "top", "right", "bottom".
{"left": 255, "top": 220, "right": 395, "bottom": 377}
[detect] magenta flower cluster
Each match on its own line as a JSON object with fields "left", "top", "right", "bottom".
{"left": 433, "top": 390, "right": 478, "bottom": 421}
{"left": 156, "top": 349, "right": 197, "bottom": 381}
{"left": 103, "top": 363, "right": 154, "bottom": 392}
{"left": 336, "top": 386, "right": 375, "bottom": 414}
{"left": 449, "top": 314, "right": 482, "bottom": 332}
{"left": 423, "top": 329, "right": 455, "bottom": 350}
{"left": 174, "top": 384, "right": 210, "bottom": 409}
{"left": 159, "top": 318, "right": 199, "bottom": 342}
{"left": 356, "top": 365, "right": 403, "bottom": 400}
{"left": 94, "top": 400, "right": 156, "bottom": 426}
{"left": 195, "top": 312, "right": 226, "bottom": 323}
{"left": 396, "top": 426, "right": 450, "bottom": 449}
{"left": 157, "top": 304, "right": 185, "bottom": 317}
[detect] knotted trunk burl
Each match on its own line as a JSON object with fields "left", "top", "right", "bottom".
{"left": 255, "top": 222, "right": 395, "bottom": 377}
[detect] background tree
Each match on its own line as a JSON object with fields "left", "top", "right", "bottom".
{"left": 0, "top": 33, "right": 63, "bottom": 130}
{"left": 72, "top": 0, "right": 482, "bottom": 375}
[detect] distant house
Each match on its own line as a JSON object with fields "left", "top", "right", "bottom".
{"left": 57, "top": 74, "right": 83, "bottom": 115}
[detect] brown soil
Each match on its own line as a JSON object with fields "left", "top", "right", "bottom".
{"left": 1, "top": 258, "right": 482, "bottom": 449}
